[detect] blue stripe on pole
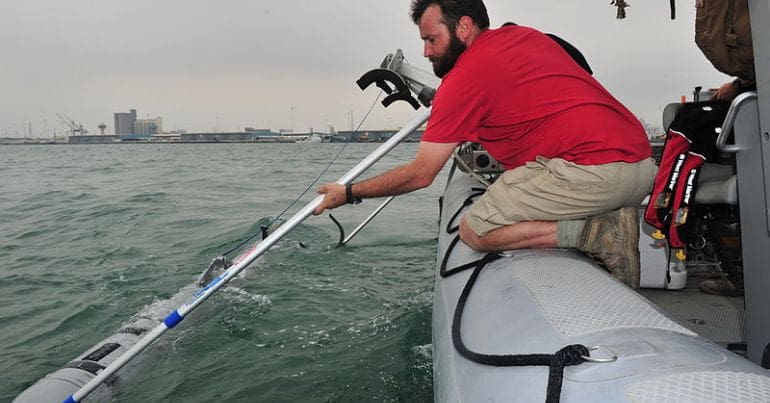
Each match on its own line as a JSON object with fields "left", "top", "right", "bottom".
{"left": 163, "top": 310, "right": 184, "bottom": 328}
{"left": 63, "top": 395, "right": 76, "bottom": 403}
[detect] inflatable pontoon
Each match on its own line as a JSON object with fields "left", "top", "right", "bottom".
{"left": 433, "top": 169, "right": 770, "bottom": 402}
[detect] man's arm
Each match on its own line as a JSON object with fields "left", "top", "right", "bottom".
{"left": 312, "top": 141, "right": 458, "bottom": 215}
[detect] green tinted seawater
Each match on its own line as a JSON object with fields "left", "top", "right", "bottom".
{"left": 0, "top": 143, "right": 443, "bottom": 402}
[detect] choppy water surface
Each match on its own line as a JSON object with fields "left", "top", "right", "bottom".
{"left": 0, "top": 143, "right": 443, "bottom": 402}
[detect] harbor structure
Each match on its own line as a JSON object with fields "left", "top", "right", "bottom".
{"left": 113, "top": 109, "right": 162, "bottom": 136}
{"left": 134, "top": 117, "right": 162, "bottom": 135}
{"left": 332, "top": 129, "right": 423, "bottom": 142}
{"left": 63, "top": 127, "right": 415, "bottom": 144}
{"left": 114, "top": 109, "right": 137, "bottom": 135}
{"left": 179, "top": 129, "right": 292, "bottom": 143}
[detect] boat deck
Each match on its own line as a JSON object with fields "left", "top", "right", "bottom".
{"left": 640, "top": 263, "right": 746, "bottom": 354}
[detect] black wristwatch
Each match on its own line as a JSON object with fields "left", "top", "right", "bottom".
{"left": 732, "top": 78, "right": 743, "bottom": 91}
{"left": 345, "top": 183, "right": 362, "bottom": 204}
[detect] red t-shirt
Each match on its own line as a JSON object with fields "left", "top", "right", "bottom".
{"left": 422, "top": 26, "right": 651, "bottom": 169}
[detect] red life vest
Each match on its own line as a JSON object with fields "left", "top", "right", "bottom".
{"left": 644, "top": 100, "right": 730, "bottom": 248}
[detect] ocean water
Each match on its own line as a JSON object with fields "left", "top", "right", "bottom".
{"left": 0, "top": 142, "right": 445, "bottom": 402}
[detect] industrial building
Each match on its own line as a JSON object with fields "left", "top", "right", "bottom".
{"left": 113, "top": 109, "right": 162, "bottom": 135}
{"left": 114, "top": 109, "right": 137, "bottom": 135}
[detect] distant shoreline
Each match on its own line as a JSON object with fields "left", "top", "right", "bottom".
{"left": 0, "top": 139, "right": 422, "bottom": 145}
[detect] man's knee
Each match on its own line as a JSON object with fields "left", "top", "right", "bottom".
{"left": 459, "top": 217, "right": 487, "bottom": 252}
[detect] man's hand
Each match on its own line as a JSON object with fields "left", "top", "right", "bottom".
{"left": 712, "top": 80, "right": 739, "bottom": 101}
{"left": 313, "top": 183, "right": 346, "bottom": 215}
{"left": 311, "top": 141, "right": 457, "bottom": 216}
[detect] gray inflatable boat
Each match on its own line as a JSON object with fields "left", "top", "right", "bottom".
{"left": 433, "top": 170, "right": 770, "bottom": 402}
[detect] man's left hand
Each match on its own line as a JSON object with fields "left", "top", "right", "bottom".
{"left": 712, "top": 80, "right": 739, "bottom": 101}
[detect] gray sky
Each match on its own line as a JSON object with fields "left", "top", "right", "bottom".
{"left": 0, "top": 0, "right": 729, "bottom": 136}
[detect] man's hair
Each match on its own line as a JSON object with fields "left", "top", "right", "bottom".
{"left": 410, "top": 0, "right": 490, "bottom": 30}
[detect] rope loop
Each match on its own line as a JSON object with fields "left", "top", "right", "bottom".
{"left": 552, "top": 344, "right": 590, "bottom": 367}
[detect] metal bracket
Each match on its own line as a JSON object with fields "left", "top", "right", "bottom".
{"left": 356, "top": 69, "right": 420, "bottom": 110}
{"left": 357, "top": 49, "right": 440, "bottom": 109}
{"left": 197, "top": 256, "right": 230, "bottom": 287}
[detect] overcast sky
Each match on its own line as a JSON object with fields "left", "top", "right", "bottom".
{"left": 0, "top": 0, "right": 729, "bottom": 136}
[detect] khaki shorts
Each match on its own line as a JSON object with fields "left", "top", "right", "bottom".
{"left": 465, "top": 156, "right": 657, "bottom": 236}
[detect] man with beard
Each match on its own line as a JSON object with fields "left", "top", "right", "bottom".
{"left": 314, "top": 0, "right": 655, "bottom": 289}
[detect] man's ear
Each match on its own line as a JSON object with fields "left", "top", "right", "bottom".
{"left": 455, "top": 15, "right": 474, "bottom": 41}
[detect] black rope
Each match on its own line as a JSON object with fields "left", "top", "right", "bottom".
{"left": 440, "top": 192, "right": 589, "bottom": 403}
{"left": 440, "top": 235, "right": 474, "bottom": 277}
{"left": 445, "top": 187, "right": 487, "bottom": 234}
{"left": 447, "top": 250, "right": 588, "bottom": 403}
{"left": 328, "top": 213, "right": 346, "bottom": 248}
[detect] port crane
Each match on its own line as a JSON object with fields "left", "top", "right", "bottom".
{"left": 57, "top": 113, "right": 88, "bottom": 136}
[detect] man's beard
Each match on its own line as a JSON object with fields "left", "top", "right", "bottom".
{"left": 430, "top": 33, "right": 467, "bottom": 78}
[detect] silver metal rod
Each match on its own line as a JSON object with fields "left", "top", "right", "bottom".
{"left": 66, "top": 108, "right": 431, "bottom": 403}
{"left": 718, "top": 91, "right": 757, "bottom": 153}
{"left": 342, "top": 196, "right": 396, "bottom": 245}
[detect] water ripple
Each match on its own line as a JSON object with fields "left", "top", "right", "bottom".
{"left": 0, "top": 143, "right": 439, "bottom": 402}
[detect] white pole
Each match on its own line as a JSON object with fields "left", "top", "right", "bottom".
{"left": 65, "top": 108, "right": 431, "bottom": 403}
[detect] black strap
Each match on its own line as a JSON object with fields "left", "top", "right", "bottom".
{"left": 501, "top": 22, "right": 594, "bottom": 75}
{"left": 345, "top": 183, "right": 362, "bottom": 204}
{"left": 545, "top": 33, "right": 594, "bottom": 75}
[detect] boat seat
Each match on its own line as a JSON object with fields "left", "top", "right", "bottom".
{"left": 661, "top": 102, "right": 738, "bottom": 206}
{"left": 661, "top": 102, "right": 682, "bottom": 131}
{"left": 694, "top": 163, "right": 738, "bottom": 205}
